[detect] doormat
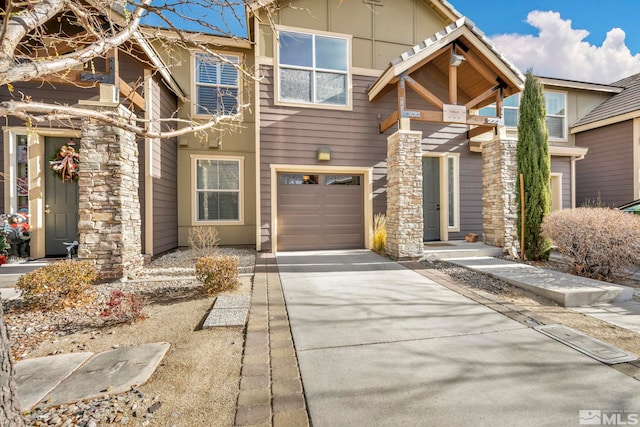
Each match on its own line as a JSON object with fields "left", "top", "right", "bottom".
{"left": 424, "top": 243, "right": 455, "bottom": 247}
{"left": 534, "top": 324, "right": 637, "bottom": 364}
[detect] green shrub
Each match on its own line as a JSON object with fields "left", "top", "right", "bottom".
{"left": 99, "top": 290, "right": 146, "bottom": 324}
{"left": 542, "top": 208, "right": 640, "bottom": 280}
{"left": 373, "top": 213, "right": 387, "bottom": 254}
{"left": 195, "top": 255, "right": 239, "bottom": 295}
{"left": 17, "top": 260, "right": 98, "bottom": 310}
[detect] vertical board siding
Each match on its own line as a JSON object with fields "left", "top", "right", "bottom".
{"left": 576, "top": 120, "right": 634, "bottom": 207}
{"left": 152, "top": 75, "right": 179, "bottom": 255}
{"left": 259, "top": 66, "right": 480, "bottom": 250}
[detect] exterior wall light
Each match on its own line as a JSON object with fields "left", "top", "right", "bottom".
{"left": 317, "top": 147, "right": 331, "bottom": 161}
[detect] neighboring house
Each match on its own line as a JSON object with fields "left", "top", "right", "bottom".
{"left": 0, "top": 45, "right": 181, "bottom": 261}
{"left": 572, "top": 74, "right": 640, "bottom": 207}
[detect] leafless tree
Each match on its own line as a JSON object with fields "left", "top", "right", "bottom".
{"left": 0, "top": 0, "right": 273, "bottom": 420}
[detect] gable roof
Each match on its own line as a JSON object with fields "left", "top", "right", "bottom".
{"left": 571, "top": 73, "right": 640, "bottom": 131}
{"left": 368, "top": 17, "right": 525, "bottom": 102}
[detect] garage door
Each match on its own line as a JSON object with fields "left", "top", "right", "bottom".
{"left": 277, "top": 173, "right": 364, "bottom": 251}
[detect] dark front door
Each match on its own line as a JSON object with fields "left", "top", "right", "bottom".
{"left": 45, "top": 137, "right": 79, "bottom": 256}
{"left": 422, "top": 157, "right": 440, "bottom": 241}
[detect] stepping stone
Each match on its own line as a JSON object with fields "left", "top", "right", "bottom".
{"left": 43, "top": 342, "right": 170, "bottom": 407}
{"left": 203, "top": 308, "right": 248, "bottom": 328}
{"left": 15, "top": 352, "right": 93, "bottom": 411}
{"left": 214, "top": 295, "right": 250, "bottom": 309}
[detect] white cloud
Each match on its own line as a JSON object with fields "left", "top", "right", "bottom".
{"left": 490, "top": 11, "right": 640, "bottom": 84}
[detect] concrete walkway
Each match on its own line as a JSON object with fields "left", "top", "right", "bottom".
{"left": 277, "top": 250, "right": 640, "bottom": 427}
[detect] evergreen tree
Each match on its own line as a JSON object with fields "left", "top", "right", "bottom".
{"left": 516, "top": 71, "right": 552, "bottom": 260}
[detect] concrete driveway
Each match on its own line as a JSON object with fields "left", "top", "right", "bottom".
{"left": 277, "top": 250, "right": 640, "bottom": 427}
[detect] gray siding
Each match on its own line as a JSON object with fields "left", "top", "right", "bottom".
{"left": 152, "top": 75, "right": 179, "bottom": 255}
{"left": 576, "top": 120, "right": 634, "bottom": 207}
{"left": 259, "top": 66, "right": 481, "bottom": 250}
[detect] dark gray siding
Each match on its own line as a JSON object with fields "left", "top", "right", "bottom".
{"left": 259, "top": 66, "right": 481, "bottom": 250}
{"left": 152, "top": 75, "right": 179, "bottom": 255}
{"left": 551, "top": 157, "right": 572, "bottom": 209}
{"left": 576, "top": 120, "right": 634, "bottom": 207}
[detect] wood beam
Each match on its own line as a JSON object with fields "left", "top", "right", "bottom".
{"left": 468, "top": 125, "right": 494, "bottom": 139}
{"left": 404, "top": 76, "right": 444, "bottom": 110}
{"left": 119, "top": 78, "right": 145, "bottom": 111}
{"left": 465, "top": 84, "right": 500, "bottom": 110}
{"left": 460, "top": 49, "right": 499, "bottom": 86}
{"left": 449, "top": 64, "right": 458, "bottom": 105}
{"left": 380, "top": 110, "right": 399, "bottom": 133}
{"left": 31, "top": 71, "right": 96, "bottom": 87}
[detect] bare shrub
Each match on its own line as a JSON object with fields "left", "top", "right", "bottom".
{"left": 99, "top": 290, "right": 146, "bottom": 324}
{"left": 188, "top": 226, "right": 220, "bottom": 257}
{"left": 16, "top": 260, "right": 98, "bottom": 310}
{"left": 373, "top": 213, "right": 387, "bottom": 254}
{"left": 195, "top": 255, "right": 239, "bottom": 295}
{"left": 542, "top": 208, "right": 640, "bottom": 280}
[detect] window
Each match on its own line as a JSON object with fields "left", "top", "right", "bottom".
{"left": 195, "top": 158, "right": 241, "bottom": 222}
{"left": 478, "top": 91, "right": 567, "bottom": 139}
{"left": 194, "top": 53, "right": 239, "bottom": 116}
{"left": 277, "top": 30, "right": 349, "bottom": 107}
{"left": 447, "top": 155, "right": 459, "bottom": 230}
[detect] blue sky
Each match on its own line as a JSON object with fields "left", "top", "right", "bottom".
{"left": 450, "top": 0, "right": 640, "bottom": 83}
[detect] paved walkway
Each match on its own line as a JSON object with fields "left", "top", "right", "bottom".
{"left": 275, "top": 250, "right": 640, "bottom": 427}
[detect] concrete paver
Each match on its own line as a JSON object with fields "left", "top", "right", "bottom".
{"left": 572, "top": 301, "right": 640, "bottom": 333}
{"left": 43, "top": 342, "right": 170, "bottom": 406}
{"left": 278, "top": 250, "right": 640, "bottom": 427}
{"left": 15, "top": 352, "right": 93, "bottom": 410}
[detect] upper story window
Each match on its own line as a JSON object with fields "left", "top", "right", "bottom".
{"left": 277, "top": 29, "right": 350, "bottom": 107}
{"left": 194, "top": 53, "right": 239, "bottom": 116}
{"left": 478, "top": 91, "right": 567, "bottom": 140}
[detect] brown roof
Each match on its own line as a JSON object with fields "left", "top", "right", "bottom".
{"left": 572, "top": 73, "right": 640, "bottom": 128}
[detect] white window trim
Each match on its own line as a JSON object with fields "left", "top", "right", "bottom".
{"left": 274, "top": 25, "right": 353, "bottom": 111}
{"left": 545, "top": 89, "right": 568, "bottom": 142}
{"left": 191, "top": 52, "right": 243, "bottom": 119}
{"left": 191, "top": 155, "right": 245, "bottom": 226}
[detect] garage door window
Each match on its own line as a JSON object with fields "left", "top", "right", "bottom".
{"left": 326, "top": 175, "right": 360, "bottom": 185}
{"left": 195, "top": 158, "right": 241, "bottom": 222}
{"left": 280, "top": 174, "right": 319, "bottom": 185}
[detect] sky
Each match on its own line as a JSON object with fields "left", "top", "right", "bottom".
{"left": 450, "top": 0, "right": 640, "bottom": 84}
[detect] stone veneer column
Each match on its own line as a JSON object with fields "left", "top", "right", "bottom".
{"left": 481, "top": 133, "right": 519, "bottom": 254}
{"left": 78, "top": 103, "right": 143, "bottom": 279}
{"left": 386, "top": 130, "right": 424, "bottom": 260}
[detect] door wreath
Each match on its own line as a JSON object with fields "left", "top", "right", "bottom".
{"left": 49, "top": 143, "right": 79, "bottom": 182}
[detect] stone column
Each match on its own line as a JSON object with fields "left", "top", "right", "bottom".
{"left": 481, "top": 131, "right": 519, "bottom": 254}
{"left": 386, "top": 130, "right": 424, "bottom": 260}
{"left": 78, "top": 103, "right": 143, "bottom": 279}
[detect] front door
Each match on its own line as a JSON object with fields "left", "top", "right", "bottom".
{"left": 45, "top": 137, "right": 79, "bottom": 256}
{"left": 422, "top": 157, "right": 440, "bottom": 241}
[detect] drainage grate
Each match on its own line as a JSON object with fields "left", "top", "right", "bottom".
{"left": 535, "top": 324, "right": 637, "bottom": 365}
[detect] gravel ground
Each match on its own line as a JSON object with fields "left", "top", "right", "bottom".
{"left": 3, "top": 247, "right": 256, "bottom": 426}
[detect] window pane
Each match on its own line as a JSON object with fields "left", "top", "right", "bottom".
{"left": 196, "top": 160, "right": 220, "bottom": 189}
{"left": 546, "top": 116, "right": 565, "bottom": 138}
{"left": 545, "top": 92, "right": 565, "bottom": 116}
{"left": 325, "top": 175, "right": 360, "bottom": 185}
{"left": 218, "top": 88, "right": 238, "bottom": 115}
{"left": 478, "top": 105, "right": 496, "bottom": 117}
{"left": 279, "top": 174, "right": 318, "bottom": 185}
{"left": 196, "top": 55, "right": 218, "bottom": 84}
{"left": 316, "top": 36, "right": 347, "bottom": 71}
{"left": 504, "top": 94, "right": 519, "bottom": 108}
{"left": 279, "top": 31, "right": 313, "bottom": 67}
{"left": 217, "top": 160, "right": 240, "bottom": 190}
{"left": 198, "top": 192, "right": 239, "bottom": 221}
{"left": 504, "top": 108, "right": 518, "bottom": 127}
{"left": 196, "top": 87, "right": 238, "bottom": 115}
{"left": 316, "top": 72, "right": 346, "bottom": 105}
{"left": 220, "top": 61, "right": 238, "bottom": 86}
{"left": 280, "top": 68, "right": 313, "bottom": 103}
{"left": 448, "top": 158, "right": 455, "bottom": 227}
